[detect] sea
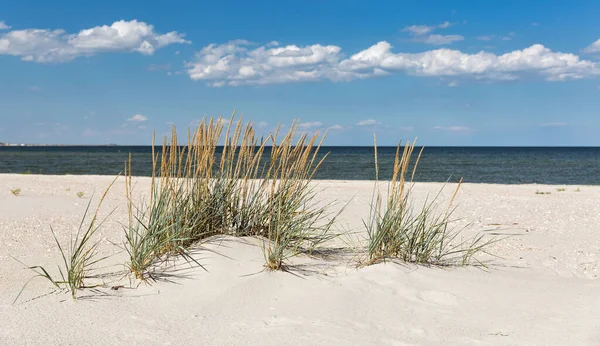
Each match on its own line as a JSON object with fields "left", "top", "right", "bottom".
{"left": 1, "top": 146, "right": 600, "bottom": 185}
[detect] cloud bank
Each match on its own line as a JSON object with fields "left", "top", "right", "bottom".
{"left": 187, "top": 40, "right": 600, "bottom": 86}
{"left": 0, "top": 20, "right": 189, "bottom": 62}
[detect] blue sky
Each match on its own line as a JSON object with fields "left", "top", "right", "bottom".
{"left": 1, "top": 0, "right": 600, "bottom": 146}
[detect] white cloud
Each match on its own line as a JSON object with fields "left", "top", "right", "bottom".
{"left": 476, "top": 35, "right": 495, "bottom": 41}
{"left": 187, "top": 39, "right": 600, "bottom": 86}
{"left": 0, "top": 20, "right": 189, "bottom": 62}
{"left": 257, "top": 121, "right": 268, "bottom": 128}
{"left": 298, "top": 121, "right": 322, "bottom": 130}
{"left": 187, "top": 40, "right": 366, "bottom": 86}
{"left": 356, "top": 119, "right": 380, "bottom": 126}
{"left": 402, "top": 22, "right": 461, "bottom": 46}
{"left": 329, "top": 125, "right": 344, "bottom": 130}
{"left": 403, "top": 25, "right": 436, "bottom": 36}
{"left": 0, "top": 21, "right": 10, "bottom": 30}
{"left": 434, "top": 125, "right": 474, "bottom": 132}
{"left": 438, "top": 21, "right": 452, "bottom": 29}
{"left": 583, "top": 39, "right": 600, "bottom": 54}
{"left": 417, "top": 34, "right": 464, "bottom": 45}
{"left": 447, "top": 81, "right": 458, "bottom": 87}
{"left": 341, "top": 42, "right": 599, "bottom": 82}
{"left": 402, "top": 22, "right": 453, "bottom": 36}
{"left": 128, "top": 114, "right": 148, "bottom": 122}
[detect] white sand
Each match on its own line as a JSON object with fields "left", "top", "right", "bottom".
{"left": 0, "top": 174, "right": 599, "bottom": 345}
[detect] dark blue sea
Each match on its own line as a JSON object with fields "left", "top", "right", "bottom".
{"left": 1, "top": 146, "right": 600, "bottom": 185}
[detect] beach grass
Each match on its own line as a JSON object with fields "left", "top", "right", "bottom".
{"left": 10, "top": 188, "right": 21, "bottom": 196}
{"left": 364, "top": 136, "right": 496, "bottom": 267}
{"left": 14, "top": 176, "right": 117, "bottom": 302}
{"left": 15, "top": 116, "right": 503, "bottom": 301}
{"left": 123, "top": 114, "right": 338, "bottom": 277}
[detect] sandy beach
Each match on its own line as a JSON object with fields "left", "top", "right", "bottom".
{"left": 1, "top": 174, "right": 599, "bottom": 345}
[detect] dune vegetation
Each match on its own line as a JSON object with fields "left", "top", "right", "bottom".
{"left": 15, "top": 115, "right": 497, "bottom": 301}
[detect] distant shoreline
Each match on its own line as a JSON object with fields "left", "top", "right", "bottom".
{"left": 3, "top": 144, "right": 600, "bottom": 148}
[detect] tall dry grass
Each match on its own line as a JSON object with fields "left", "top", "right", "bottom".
{"left": 364, "top": 136, "right": 496, "bottom": 267}
{"left": 124, "top": 115, "right": 338, "bottom": 278}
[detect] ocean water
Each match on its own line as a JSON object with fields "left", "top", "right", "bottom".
{"left": 1, "top": 146, "right": 600, "bottom": 185}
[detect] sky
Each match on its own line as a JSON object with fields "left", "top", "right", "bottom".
{"left": 1, "top": 0, "right": 600, "bottom": 146}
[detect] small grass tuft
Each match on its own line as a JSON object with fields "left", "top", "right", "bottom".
{"left": 14, "top": 176, "right": 118, "bottom": 303}
{"left": 77, "top": 191, "right": 85, "bottom": 198}
{"left": 11, "top": 188, "right": 21, "bottom": 196}
{"left": 556, "top": 187, "right": 566, "bottom": 192}
{"left": 535, "top": 190, "right": 551, "bottom": 195}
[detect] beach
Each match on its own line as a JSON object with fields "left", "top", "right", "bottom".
{"left": 1, "top": 174, "right": 599, "bottom": 345}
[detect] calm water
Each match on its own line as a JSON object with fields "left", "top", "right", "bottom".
{"left": 1, "top": 146, "right": 600, "bottom": 185}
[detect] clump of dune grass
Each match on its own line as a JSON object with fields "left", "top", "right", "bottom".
{"left": 556, "top": 187, "right": 566, "bottom": 192}
{"left": 77, "top": 191, "right": 85, "bottom": 198}
{"left": 10, "top": 188, "right": 21, "bottom": 196}
{"left": 259, "top": 125, "right": 339, "bottom": 271}
{"left": 14, "top": 177, "right": 117, "bottom": 302}
{"left": 123, "top": 114, "right": 339, "bottom": 278}
{"left": 364, "top": 136, "right": 496, "bottom": 267}
{"left": 536, "top": 190, "right": 551, "bottom": 195}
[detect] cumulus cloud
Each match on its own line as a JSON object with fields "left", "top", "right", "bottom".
{"left": 356, "top": 119, "right": 380, "bottom": 126}
{"left": 128, "top": 114, "right": 148, "bottom": 122}
{"left": 0, "top": 21, "right": 10, "bottom": 30}
{"left": 340, "top": 42, "right": 599, "bottom": 82}
{"left": 0, "top": 20, "right": 189, "bottom": 62}
{"left": 298, "top": 121, "right": 322, "bottom": 130}
{"left": 583, "top": 39, "right": 600, "bottom": 54}
{"left": 187, "top": 39, "right": 600, "bottom": 86}
{"left": 187, "top": 40, "right": 380, "bottom": 86}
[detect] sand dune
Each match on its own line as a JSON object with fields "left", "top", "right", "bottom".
{"left": 1, "top": 174, "right": 599, "bottom": 345}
